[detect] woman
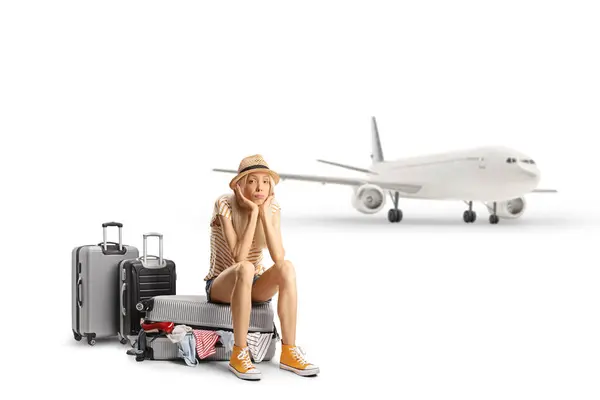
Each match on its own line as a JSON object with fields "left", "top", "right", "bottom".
{"left": 204, "top": 154, "right": 319, "bottom": 381}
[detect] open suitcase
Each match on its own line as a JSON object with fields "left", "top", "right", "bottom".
{"left": 118, "top": 233, "right": 176, "bottom": 344}
{"left": 130, "top": 295, "right": 279, "bottom": 362}
{"left": 72, "top": 222, "right": 139, "bottom": 345}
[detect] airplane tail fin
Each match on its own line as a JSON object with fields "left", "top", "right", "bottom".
{"left": 371, "top": 116, "right": 384, "bottom": 164}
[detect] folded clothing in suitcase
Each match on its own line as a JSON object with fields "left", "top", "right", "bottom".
{"left": 131, "top": 295, "right": 279, "bottom": 362}
{"left": 137, "top": 333, "right": 278, "bottom": 363}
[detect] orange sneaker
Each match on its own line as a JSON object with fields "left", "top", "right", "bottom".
{"left": 229, "top": 345, "right": 262, "bottom": 380}
{"left": 280, "top": 344, "right": 319, "bottom": 376}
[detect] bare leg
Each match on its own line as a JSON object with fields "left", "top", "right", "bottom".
{"left": 252, "top": 260, "right": 297, "bottom": 346}
{"left": 209, "top": 261, "right": 255, "bottom": 347}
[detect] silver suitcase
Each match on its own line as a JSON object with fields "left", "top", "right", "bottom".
{"left": 129, "top": 295, "right": 279, "bottom": 362}
{"left": 72, "top": 222, "right": 139, "bottom": 345}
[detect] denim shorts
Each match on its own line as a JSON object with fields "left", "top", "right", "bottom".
{"left": 205, "top": 274, "right": 271, "bottom": 303}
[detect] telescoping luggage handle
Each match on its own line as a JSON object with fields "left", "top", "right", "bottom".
{"left": 141, "top": 232, "right": 166, "bottom": 269}
{"left": 101, "top": 222, "right": 123, "bottom": 253}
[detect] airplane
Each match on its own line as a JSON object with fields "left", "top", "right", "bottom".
{"left": 213, "top": 117, "right": 557, "bottom": 224}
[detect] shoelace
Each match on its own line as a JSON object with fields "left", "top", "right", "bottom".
{"left": 290, "top": 346, "right": 308, "bottom": 366}
{"left": 237, "top": 347, "right": 254, "bottom": 370}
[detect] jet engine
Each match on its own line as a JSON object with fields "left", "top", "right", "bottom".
{"left": 351, "top": 184, "right": 386, "bottom": 214}
{"left": 485, "top": 197, "right": 526, "bottom": 219}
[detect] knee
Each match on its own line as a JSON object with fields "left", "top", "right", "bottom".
{"left": 235, "top": 261, "right": 255, "bottom": 282}
{"left": 275, "top": 259, "right": 296, "bottom": 283}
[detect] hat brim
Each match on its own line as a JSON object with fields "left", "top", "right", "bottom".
{"left": 229, "top": 168, "right": 280, "bottom": 190}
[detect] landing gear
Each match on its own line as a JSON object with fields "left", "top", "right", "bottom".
{"left": 463, "top": 201, "right": 477, "bottom": 223}
{"left": 463, "top": 211, "right": 476, "bottom": 223}
{"left": 388, "top": 209, "right": 403, "bottom": 223}
{"left": 489, "top": 202, "right": 499, "bottom": 224}
{"left": 387, "top": 192, "right": 403, "bottom": 223}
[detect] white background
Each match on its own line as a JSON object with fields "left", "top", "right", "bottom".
{"left": 1, "top": 1, "right": 599, "bottom": 398}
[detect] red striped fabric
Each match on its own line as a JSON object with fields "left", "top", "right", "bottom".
{"left": 193, "top": 330, "right": 220, "bottom": 359}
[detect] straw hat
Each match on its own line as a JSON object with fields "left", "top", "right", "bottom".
{"left": 229, "top": 154, "right": 280, "bottom": 190}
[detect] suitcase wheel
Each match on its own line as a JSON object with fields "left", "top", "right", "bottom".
{"left": 73, "top": 330, "right": 82, "bottom": 342}
{"left": 87, "top": 335, "right": 96, "bottom": 346}
{"left": 118, "top": 333, "right": 129, "bottom": 345}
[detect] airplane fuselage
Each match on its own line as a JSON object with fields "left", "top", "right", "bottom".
{"left": 370, "top": 146, "right": 541, "bottom": 202}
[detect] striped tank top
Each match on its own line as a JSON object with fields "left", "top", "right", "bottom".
{"left": 204, "top": 194, "right": 281, "bottom": 281}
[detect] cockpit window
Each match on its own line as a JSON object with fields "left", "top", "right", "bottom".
{"left": 507, "top": 157, "right": 536, "bottom": 164}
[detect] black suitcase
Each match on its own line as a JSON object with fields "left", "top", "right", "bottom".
{"left": 117, "top": 232, "right": 176, "bottom": 344}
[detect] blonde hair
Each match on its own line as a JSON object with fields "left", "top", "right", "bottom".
{"left": 228, "top": 175, "right": 275, "bottom": 250}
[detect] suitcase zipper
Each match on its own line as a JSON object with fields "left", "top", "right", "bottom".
{"left": 143, "top": 330, "right": 278, "bottom": 348}
{"left": 141, "top": 321, "right": 279, "bottom": 340}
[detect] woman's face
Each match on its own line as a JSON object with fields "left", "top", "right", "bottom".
{"left": 241, "top": 173, "right": 271, "bottom": 205}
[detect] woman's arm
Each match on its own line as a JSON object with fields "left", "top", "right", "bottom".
{"left": 219, "top": 208, "right": 260, "bottom": 263}
{"left": 233, "top": 209, "right": 260, "bottom": 262}
{"left": 260, "top": 205, "right": 285, "bottom": 264}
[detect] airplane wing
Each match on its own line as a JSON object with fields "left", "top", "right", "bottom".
{"left": 212, "top": 168, "right": 422, "bottom": 194}
{"left": 315, "top": 159, "right": 377, "bottom": 174}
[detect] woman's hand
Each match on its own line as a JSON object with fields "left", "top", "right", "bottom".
{"left": 235, "top": 184, "right": 258, "bottom": 214}
{"left": 259, "top": 194, "right": 275, "bottom": 224}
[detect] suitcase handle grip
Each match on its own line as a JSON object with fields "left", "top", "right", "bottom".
{"left": 103, "top": 223, "right": 123, "bottom": 252}
{"left": 96, "top": 242, "right": 127, "bottom": 255}
{"left": 102, "top": 222, "right": 123, "bottom": 228}
{"left": 141, "top": 233, "right": 165, "bottom": 269}
{"left": 77, "top": 277, "right": 83, "bottom": 308}
{"left": 121, "top": 283, "right": 127, "bottom": 317}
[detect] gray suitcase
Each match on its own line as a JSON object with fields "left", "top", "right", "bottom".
{"left": 129, "top": 295, "right": 279, "bottom": 362}
{"left": 141, "top": 295, "right": 276, "bottom": 333}
{"left": 72, "top": 222, "right": 139, "bottom": 345}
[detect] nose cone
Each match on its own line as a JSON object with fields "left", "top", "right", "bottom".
{"left": 519, "top": 162, "right": 541, "bottom": 185}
